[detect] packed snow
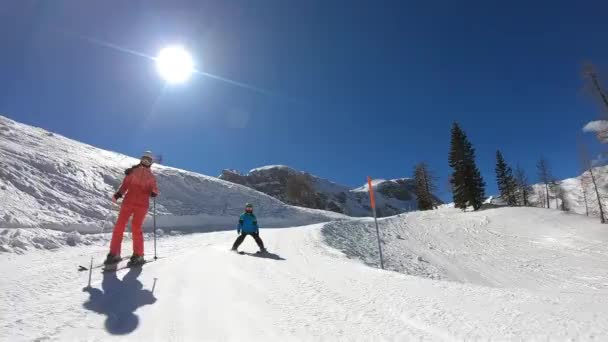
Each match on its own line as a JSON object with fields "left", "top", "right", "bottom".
{"left": 2, "top": 206, "right": 608, "bottom": 341}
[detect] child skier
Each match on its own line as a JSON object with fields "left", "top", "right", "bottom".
{"left": 231, "top": 203, "right": 267, "bottom": 253}
{"left": 104, "top": 151, "right": 159, "bottom": 266}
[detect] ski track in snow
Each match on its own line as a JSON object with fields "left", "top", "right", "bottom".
{"left": 2, "top": 207, "right": 608, "bottom": 341}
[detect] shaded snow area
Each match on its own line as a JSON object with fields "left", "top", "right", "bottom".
{"left": 0, "top": 115, "right": 345, "bottom": 246}
{"left": 1, "top": 207, "right": 608, "bottom": 341}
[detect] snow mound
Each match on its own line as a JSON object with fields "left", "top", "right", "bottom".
{"left": 322, "top": 219, "right": 443, "bottom": 279}
{"left": 322, "top": 206, "right": 608, "bottom": 292}
{"left": 0, "top": 115, "right": 345, "bottom": 236}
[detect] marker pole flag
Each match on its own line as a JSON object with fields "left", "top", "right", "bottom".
{"left": 367, "top": 176, "right": 384, "bottom": 270}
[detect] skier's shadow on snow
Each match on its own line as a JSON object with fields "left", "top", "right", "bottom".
{"left": 82, "top": 267, "right": 157, "bottom": 335}
{"left": 241, "top": 251, "right": 286, "bottom": 261}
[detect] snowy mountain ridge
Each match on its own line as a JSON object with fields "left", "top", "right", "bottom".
{"left": 0, "top": 115, "right": 345, "bottom": 234}
{"left": 220, "top": 166, "right": 440, "bottom": 217}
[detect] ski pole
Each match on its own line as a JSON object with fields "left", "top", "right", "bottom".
{"left": 153, "top": 197, "right": 157, "bottom": 260}
{"left": 87, "top": 257, "right": 93, "bottom": 288}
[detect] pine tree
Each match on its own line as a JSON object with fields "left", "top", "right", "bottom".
{"left": 449, "top": 123, "right": 486, "bottom": 211}
{"left": 413, "top": 162, "right": 437, "bottom": 211}
{"left": 449, "top": 124, "right": 467, "bottom": 210}
{"left": 495, "top": 150, "right": 517, "bottom": 206}
{"left": 514, "top": 165, "right": 531, "bottom": 206}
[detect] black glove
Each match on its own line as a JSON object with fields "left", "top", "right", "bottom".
{"left": 113, "top": 192, "right": 123, "bottom": 200}
{"left": 150, "top": 192, "right": 158, "bottom": 198}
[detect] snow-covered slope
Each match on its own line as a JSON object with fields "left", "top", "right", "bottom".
{"left": 220, "top": 166, "right": 441, "bottom": 217}
{"left": 525, "top": 165, "right": 608, "bottom": 218}
{"left": 0, "top": 115, "right": 345, "bottom": 235}
{"left": 323, "top": 206, "right": 608, "bottom": 290}
{"left": 2, "top": 206, "right": 608, "bottom": 340}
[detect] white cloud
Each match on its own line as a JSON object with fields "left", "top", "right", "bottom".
{"left": 583, "top": 120, "right": 608, "bottom": 133}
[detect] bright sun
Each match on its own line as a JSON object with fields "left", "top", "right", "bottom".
{"left": 156, "top": 46, "right": 194, "bottom": 84}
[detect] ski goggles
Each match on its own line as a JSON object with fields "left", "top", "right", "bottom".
{"left": 245, "top": 207, "right": 253, "bottom": 212}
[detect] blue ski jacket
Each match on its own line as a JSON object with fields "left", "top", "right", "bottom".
{"left": 238, "top": 212, "right": 259, "bottom": 233}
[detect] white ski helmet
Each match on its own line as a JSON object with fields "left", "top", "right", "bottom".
{"left": 141, "top": 151, "right": 154, "bottom": 160}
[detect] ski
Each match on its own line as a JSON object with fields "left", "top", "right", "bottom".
{"left": 78, "top": 258, "right": 124, "bottom": 272}
{"left": 102, "top": 259, "right": 152, "bottom": 273}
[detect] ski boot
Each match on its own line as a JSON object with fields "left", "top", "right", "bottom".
{"left": 103, "top": 253, "right": 122, "bottom": 265}
{"left": 127, "top": 254, "right": 146, "bottom": 267}
{"left": 256, "top": 248, "right": 268, "bottom": 254}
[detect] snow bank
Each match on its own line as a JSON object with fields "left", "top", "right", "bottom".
{"left": 322, "top": 206, "right": 608, "bottom": 291}
{"left": 322, "top": 218, "right": 443, "bottom": 279}
{"left": 0, "top": 228, "right": 106, "bottom": 254}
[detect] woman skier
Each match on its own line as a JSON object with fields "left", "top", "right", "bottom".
{"left": 104, "top": 151, "right": 159, "bottom": 266}
{"left": 231, "top": 203, "right": 267, "bottom": 253}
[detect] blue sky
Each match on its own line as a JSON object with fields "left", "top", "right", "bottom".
{"left": 1, "top": 1, "right": 607, "bottom": 201}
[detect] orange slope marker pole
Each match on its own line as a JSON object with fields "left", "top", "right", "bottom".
{"left": 367, "top": 176, "right": 384, "bottom": 270}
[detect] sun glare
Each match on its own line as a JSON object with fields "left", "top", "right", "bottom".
{"left": 156, "top": 46, "right": 194, "bottom": 84}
